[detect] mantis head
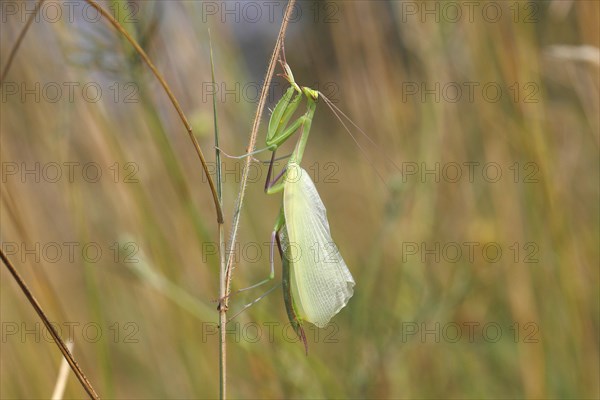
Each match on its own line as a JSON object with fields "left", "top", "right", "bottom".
{"left": 301, "top": 86, "right": 319, "bottom": 101}
{"left": 277, "top": 55, "right": 318, "bottom": 101}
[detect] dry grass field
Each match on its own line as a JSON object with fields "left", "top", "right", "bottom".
{"left": 1, "top": 1, "right": 598, "bottom": 398}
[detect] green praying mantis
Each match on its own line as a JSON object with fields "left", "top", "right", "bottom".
{"left": 227, "top": 53, "right": 357, "bottom": 354}
{"left": 266, "top": 60, "right": 355, "bottom": 353}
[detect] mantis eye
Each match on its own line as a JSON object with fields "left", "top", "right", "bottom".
{"left": 302, "top": 87, "right": 319, "bottom": 101}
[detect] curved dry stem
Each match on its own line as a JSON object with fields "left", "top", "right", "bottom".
{"left": 84, "top": 0, "right": 224, "bottom": 223}
{"left": 0, "top": 0, "right": 46, "bottom": 83}
{"left": 0, "top": 250, "right": 100, "bottom": 400}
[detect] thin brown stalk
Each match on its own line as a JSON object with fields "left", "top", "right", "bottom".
{"left": 218, "top": 225, "right": 227, "bottom": 399}
{"left": 222, "top": 1, "right": 297, "bottom": 308}
{"left": 219, "top": 2, "right": 296, "bottom": 398}
{"left": 0, "top": 250, "right": 100, "bottom": 400}
{"left": 0, "top": 0, "right": 46, "bottom": 83}
{"left": 84, "top": 0, "right": 224, "bottom": 223}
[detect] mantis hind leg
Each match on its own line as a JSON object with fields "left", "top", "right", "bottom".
{"left": 226, "top": 284, "right": 281, "bottom": 323}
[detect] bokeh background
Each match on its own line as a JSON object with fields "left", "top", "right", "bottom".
{"left": 1, "top": 0, "right": 598, "bottom": 398}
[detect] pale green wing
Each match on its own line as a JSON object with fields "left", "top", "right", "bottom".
{"left": 283, "top": 164, "right": 355, "bottom": 328}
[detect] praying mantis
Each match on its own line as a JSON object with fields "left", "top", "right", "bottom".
{"left": 254, "top": 56, "right": 355, "bottom": 353}
{"left": 224, "top": 52, "right": 356, "bottom": 354}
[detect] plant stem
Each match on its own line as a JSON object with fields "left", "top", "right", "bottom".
{"left": 218, "top": 225, "right": 227, "bottom": 399}
{"left": 0, "top": 0, "right": 46, "bottom": 83}
{"left": 223, "top": 0, "right": 297, "bottom": 310}
{"left": 218, "top": 2, "right": 296, "bottom": 398}
{"left": 0, "top": 250, "right": 100, "bottom": 399}
{"left": 84, "top": 0, "right": 224, "bottom": 224}
{"left": 209, "top": 31, "right": 228, "bottom": 400}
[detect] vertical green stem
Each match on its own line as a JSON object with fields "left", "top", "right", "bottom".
{"left": 209, "top": 31, "right": 227, "bottom": 400}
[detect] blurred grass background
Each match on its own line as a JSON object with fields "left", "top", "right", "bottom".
{"left": 1, "top": 0, "right": 598, "bottom": 398}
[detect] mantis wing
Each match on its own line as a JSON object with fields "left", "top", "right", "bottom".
{"left": 283, "top": 164, "right": 355, "bottom": 328}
